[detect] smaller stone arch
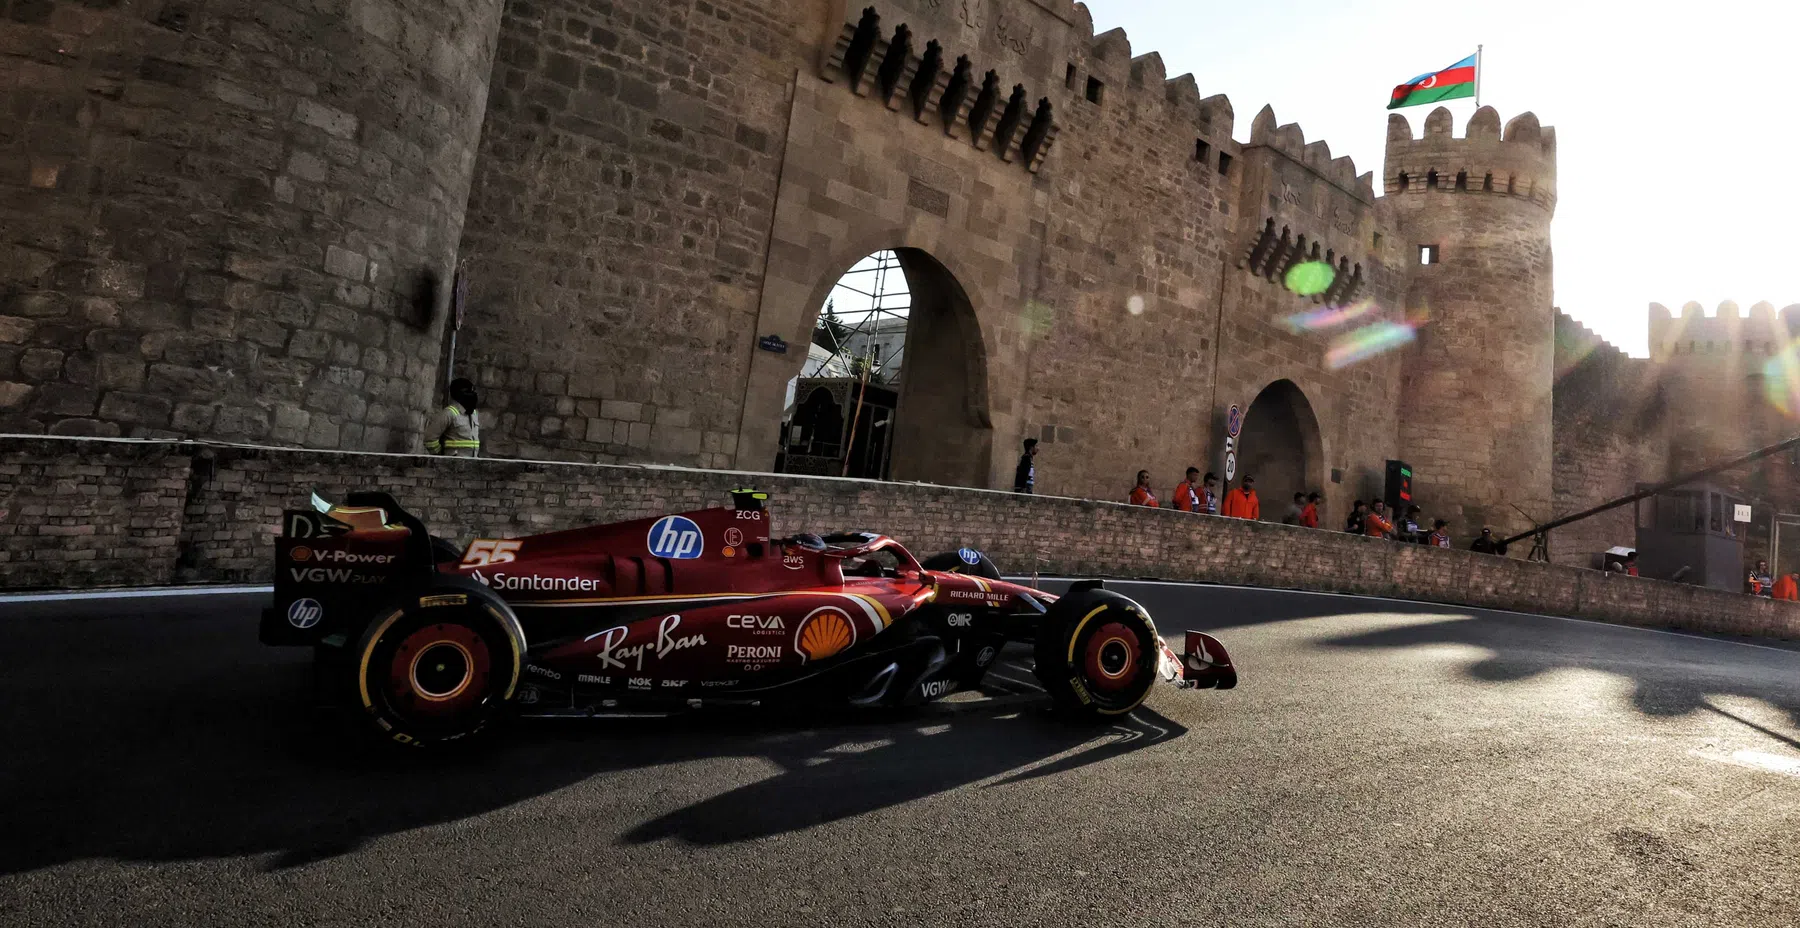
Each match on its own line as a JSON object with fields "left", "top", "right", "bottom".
{"left": 1236, "top": 379, "right": 1325, "bottom": 518}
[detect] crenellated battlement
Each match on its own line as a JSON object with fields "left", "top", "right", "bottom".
{"left": 1384, "top": 105, "right": 1556, "bottom": 208}
{"left": 1247, "top": 105, "right": 1376, "bottom": 199}
{"left": 1646, "top": 300, "right": 1800, "bottom": 360}
{"left": 815, "top": 2, "right": 1401, "bottom": 194}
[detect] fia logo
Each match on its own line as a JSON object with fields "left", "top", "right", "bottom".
{"left": 647, "top": 515, "right": 703, "bottom": 559}
{"left": 286, "top": 598, "right": 323, "bottom": 629}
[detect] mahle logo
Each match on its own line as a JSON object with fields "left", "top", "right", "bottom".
{"left": 647, "top": 515, "right": 703, "bottom": 559}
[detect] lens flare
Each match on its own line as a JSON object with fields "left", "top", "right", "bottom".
{"left": 1127, "top": 294, "right": 1146, "bottom": 316}
{"left": 1284, "top": 260, "right": 1336, "bottom": 296}
{"left": 1763, "top": 344, "right": 1800, "bottom": 417}
{"left": 1281, "top": 299, "right": 1377, "bottom": 334}
{"left": 1326, "top": 321, "right": 1417, "bottom": 370}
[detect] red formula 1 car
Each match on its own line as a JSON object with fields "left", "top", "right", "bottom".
{"left": 261, "top": 489, "right": 1237, "bottom": 747}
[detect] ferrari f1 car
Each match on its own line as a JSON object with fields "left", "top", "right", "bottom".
{"left": 262, "top": 489, "right": 1237, "bottom": 747}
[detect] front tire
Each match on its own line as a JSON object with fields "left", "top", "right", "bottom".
{"left": 1033, "top": 587, "right": 1159, "bottom": 721}
{"left": 351, "top": 589, "right": 524, "bottom": 748}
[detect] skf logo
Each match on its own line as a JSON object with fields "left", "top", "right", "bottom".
{"left": 647, "top": 515, "right": 703, "bottom": 559}
{"left": 291, "top": 546, "right": 312, "bottom": 562}
{"left": 794, "top": 607, "right": 856, "bottom": 663}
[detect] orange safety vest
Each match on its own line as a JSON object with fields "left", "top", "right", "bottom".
{"left": 1299, "top": 503, "right": 1319, "bottom": 528}
{"left": 1173, "top": 481, "right": 1201, "bottom": 512}
{"left": 1776, "top": 575, "right": 1799, "bottom": 601}
{"left": 1222, "top": 488, "right": 1259, "bottom": 520}
{"left": 1365, "top": 511, "right": 1394, "bottom": 539}
{"left": 1130, "top": 486, "right": 1159, "bottom": 507}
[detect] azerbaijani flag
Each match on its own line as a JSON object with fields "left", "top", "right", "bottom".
{"left": 1388, "top": 54, "right": 1477, "bottom": 109}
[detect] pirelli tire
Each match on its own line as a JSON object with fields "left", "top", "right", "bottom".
{"left": 350, "top": 578, "right": 526, "bottom": 748}
{"left": 1033, "top": 587, "right": 1159, "bottom": 721}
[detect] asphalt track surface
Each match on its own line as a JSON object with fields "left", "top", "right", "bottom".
{"left": 4, "top": 582, "right": 1800, "bottom": 927}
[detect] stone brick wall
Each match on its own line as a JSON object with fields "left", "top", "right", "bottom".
{"left": 451, "top": 0, "right": 805, "bottom": 463}
{"left": 7, "top": 437, "right": 1800, "bottom": 646}
{"left": 0, "top": 437, "right": 189, "bottom": 587}
{"left": 0, "top": 0, "right": 504, "bottom": 448}
{"left": 1387, "top": 107, "right": 1557, "bottom": 541}
{"left": 1551, "top": 312, "right": 1666, "bottom": 566}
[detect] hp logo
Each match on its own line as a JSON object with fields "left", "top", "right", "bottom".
{"left": 647, "top": 515, "right": 704, "bottom": 559}
{"left": 286, "top": 598, "right": 323, "bottom": 629}
{"left": 958, "top": 547, "right": 982, "bottom": 566}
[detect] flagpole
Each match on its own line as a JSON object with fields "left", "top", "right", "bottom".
{"left": 1475, "top": 44, "right": 1483, "bottom": 107}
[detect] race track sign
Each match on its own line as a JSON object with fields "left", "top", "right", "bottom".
{"left": 1735, "top": 504, "right": 1753, "bottom": 523}
{"left": 1223, "top": 403, "right": 1242, "bottom": 482}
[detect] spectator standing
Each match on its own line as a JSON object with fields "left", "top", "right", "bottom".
{"left": 1300, "top": 492, "right": 1321, "bottom": 528}
{"left": 1426, "top": 519, "right": 1452, "bottom": 548}
{"left": 1222, "top": 476, "right": 1260, "bottom": 520}
{"left": 1202, "top": 472, "right": 1221, "bottom": 515}
{"left": 1402, "top": 505, "right": 1424, "bottom": 543}
{"left": 1471, "top": 527, "right": 1503, "bottom": 555}
{"left": 1013, "top": 438, "right": 1038, "bottom": 493}
{"left": 1173, "top": 468, "right": 1204, "bottom": 512}
{"left": 1129, "top": 470, "right": 1159, "bottom": 507}
{"left": 1364, "top": 500, "right": 1395, "bottom": 539}
{"left": 1282, "top": 492, "right": 1305, "bottom": 525}
{"left": 1748, "top": 559, "right": 1774, "bottom": 597}
{"left": 425, "top": 378, "right": 482, "bottom": 457}
{"left": 1345, "top": 500, "right": 1367, "bottom": 535}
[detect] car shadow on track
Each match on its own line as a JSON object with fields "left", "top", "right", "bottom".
{"left": 0, "top": 597, "right": 1186, "bottom": 872}
{"left": 1318, "top": 612, "right": 1800, "bottom": 727}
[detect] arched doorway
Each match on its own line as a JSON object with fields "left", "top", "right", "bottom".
{"left": 776, "top": 248, "right": 991, "bottom": 486}
{"left": 1237, "top": 380, "right": 1324, "bottom": 519}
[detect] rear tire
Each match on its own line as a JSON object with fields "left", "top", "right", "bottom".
{"left": 1033, "top": 588, "right": 1158, "bottom": 721}
{"left": 350, "top": 588, "right": 523, "bottom": 748}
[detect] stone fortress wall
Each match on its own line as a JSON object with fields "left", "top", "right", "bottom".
{"left": 7, "top": 0, "right": 1758, "bottom": 569}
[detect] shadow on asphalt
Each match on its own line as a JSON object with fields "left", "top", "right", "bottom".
{"left": 0, "top": 595, "right": 1185, "bottom": 873}
{"left": 1319, "top": 612, "right": 1800, "bottom": 726}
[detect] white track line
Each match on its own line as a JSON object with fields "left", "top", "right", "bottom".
{"left": 0, "top": 585, "right": 271, "bottom": 604}
{"left": 1012, "top": 576, "right": 1800, "bottom": 657}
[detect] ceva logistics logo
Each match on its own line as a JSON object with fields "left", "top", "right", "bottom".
{"left": 647, "top": 515, "right": 703, "bottom": 559}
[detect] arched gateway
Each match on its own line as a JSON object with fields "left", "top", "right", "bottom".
{"left": 1237, "top": 380, "right": 1325, "bottom": 515}
{"left": 776, "top": 248, "right": 991, "bottom": 487}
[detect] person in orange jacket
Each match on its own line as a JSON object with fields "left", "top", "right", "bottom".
{"left": 1299, "top": 492, "right": 1321, "bottom": 528}
{"left": 1173, "top": 467, "right": 1204, "bottom": 512}
{"left": 1221, "top": 475, "right": 1259, "bottom": 520}
{"left": 1775, "top": 573, "right": 1799, "bottom": 601}
{"left": 1129, "top": 470, "right": 1159, "bottom": 507}
{"left": 1364, "top": 500, "right": 1395, "bottom": 539}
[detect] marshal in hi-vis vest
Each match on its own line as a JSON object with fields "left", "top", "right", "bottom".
{"left": 426, "top": 402, "right": 480, "bottom": 457}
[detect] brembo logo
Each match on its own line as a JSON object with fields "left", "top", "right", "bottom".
{"left": 647, "top": 516, "right": 703, "bottom": 559}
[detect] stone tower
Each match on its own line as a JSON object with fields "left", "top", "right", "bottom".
{"left": 1386, "top": 105, "right": 1558, "bottom": 539}
{"left": 0, "top": 0, "right": 504, "bottom": 448}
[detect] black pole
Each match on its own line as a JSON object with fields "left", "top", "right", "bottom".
{"left": 1498, "top": 433, "right": 1800, "bottom": 549}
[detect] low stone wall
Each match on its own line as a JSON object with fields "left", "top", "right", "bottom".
{"left": 3, "top": 436, "right": 1796, "bottom": 641}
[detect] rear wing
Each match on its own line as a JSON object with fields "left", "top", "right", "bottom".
{"left": 259, "top": 491, "right": 437, "bottom": 646}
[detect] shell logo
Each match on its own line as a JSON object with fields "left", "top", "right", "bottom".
{"left": 291, "top": 546, "right": 312, "bottom": 562}
{"left": 795, "top": 607, "right": 857, "bottom": 663}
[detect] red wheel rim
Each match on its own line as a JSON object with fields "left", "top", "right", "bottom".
{"left": 1082, "top": 621, "right": 1141, "bottom": 693}
{"left": 388, "top": 624, "right": 493, "bottom": 717}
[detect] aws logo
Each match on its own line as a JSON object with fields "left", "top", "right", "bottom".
{"left": 794, "top": 607, "right": 857, "bottom": 664}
